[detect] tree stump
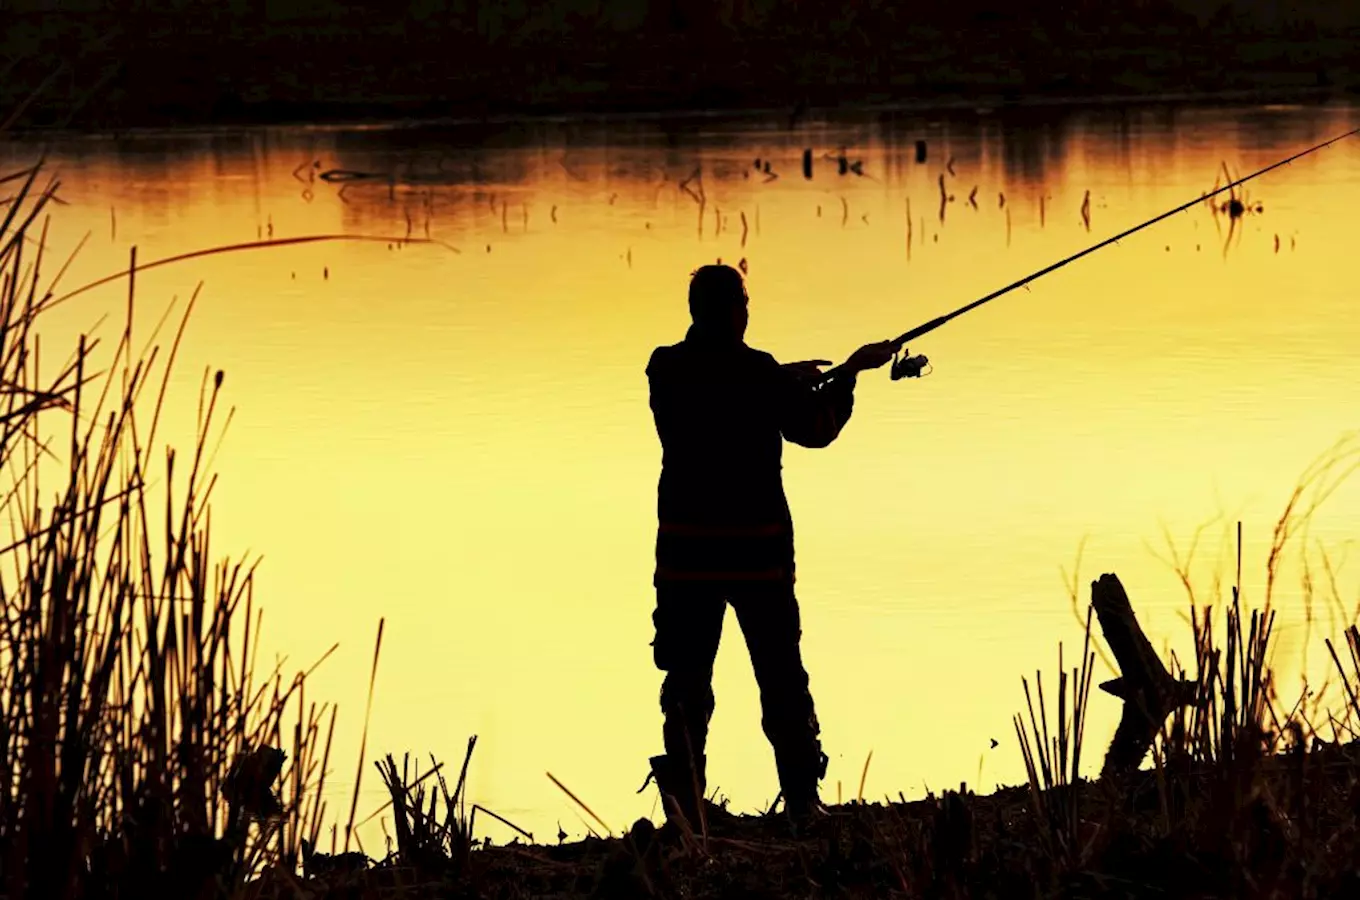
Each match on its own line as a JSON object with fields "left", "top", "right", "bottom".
{"left": 1092, "top": 573, "right": 1198, "bottom": 778}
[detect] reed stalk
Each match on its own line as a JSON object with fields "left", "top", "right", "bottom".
{"left": 0, "top": 152, "right": 348, "bottom": 898}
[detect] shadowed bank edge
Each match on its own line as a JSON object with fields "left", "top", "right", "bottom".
{"left": 5, "top": 149, "right": 1360, "bottom": 898}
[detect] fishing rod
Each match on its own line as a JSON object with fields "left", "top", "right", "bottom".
{"left": 814, "top": 123, "right": 1360, "bottom": 390}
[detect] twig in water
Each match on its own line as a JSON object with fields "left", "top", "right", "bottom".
{"left": 46, "top": 233, "right": 460, "bottom": 312}
{"left": 740, "top": 211, "right": 749, "bottom": 248}
{"left": 906, "top": 197, "right": 913, "bottom": 259}
{"left": 678, "top": 167, "right": 704, "bottom": 204}
{"left": 319, "top": 168, "right": 379, "bottom": 184}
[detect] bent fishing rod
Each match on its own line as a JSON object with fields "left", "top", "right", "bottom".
{"left": 814, "top": 123, "right": 1360, "bottom": 390}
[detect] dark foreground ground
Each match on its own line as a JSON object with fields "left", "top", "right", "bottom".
{"left": 3, "top": 9, "right": 1359, "bottom": 134}
{"left": 243, "top": 740, "right": 1360, "bottom": 900}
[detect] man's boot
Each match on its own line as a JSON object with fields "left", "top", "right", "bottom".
{"left": 776, "top": 747, "right": 831, "bottom": 836}
{"left": 648, "top": 753, "right": 705, "bottom": 830}
{"left": 647, "top": 754, "right": 743, "bottom": 838}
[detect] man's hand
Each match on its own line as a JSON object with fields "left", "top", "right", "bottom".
{"left": 844, "top": 340, "right": 896, "bottom": 373}
{"left": 782, "top": 359, "right": 834, "bottom": 381}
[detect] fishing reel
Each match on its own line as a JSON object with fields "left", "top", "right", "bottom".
{"left": 891, "top": 348, "right": 930, "bottom": 380}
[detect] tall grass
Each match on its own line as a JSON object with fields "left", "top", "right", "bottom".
{"left": 1013, "top": 608, "right": 1097, "bottom": 870}
{"left": 0, "top": 156, "right": 343, "bottom": 897}
{"left": 1014, "top": 435, "right": 1360, "bottom": 894}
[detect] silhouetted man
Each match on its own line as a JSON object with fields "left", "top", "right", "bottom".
{"left": 645, "top": 264, "right": 894, "bottom": 831}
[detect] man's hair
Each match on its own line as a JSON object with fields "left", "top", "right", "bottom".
{"left": 688, "top": 265, "right": 746, "bottom": 325}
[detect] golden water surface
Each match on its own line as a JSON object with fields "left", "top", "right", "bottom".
{"left": 5, "top": 101, "right": 1359, "bottom": 846}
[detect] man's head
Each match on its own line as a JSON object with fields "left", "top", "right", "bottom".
{"left": 687, "top": 264, "right": 748, "bottom": 341}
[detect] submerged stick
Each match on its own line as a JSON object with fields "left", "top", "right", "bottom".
{"left": 1092, "top": 574, "right": 1197, "bottom": 777}
{"left": 46, "top": 234, "right": 461, "bottom": 312}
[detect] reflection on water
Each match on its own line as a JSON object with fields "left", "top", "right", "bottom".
{"left": 4, "top": 101, "right": 1359, "bottom": 842}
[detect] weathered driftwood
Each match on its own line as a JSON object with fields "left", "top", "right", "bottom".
{"left": 1091, "top": 573, "right": 1198, "bottom": 778}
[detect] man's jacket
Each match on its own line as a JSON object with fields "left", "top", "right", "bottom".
{"left": 647, "top": 326, "right": 856, "bottom": 586}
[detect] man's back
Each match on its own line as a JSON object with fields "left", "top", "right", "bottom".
{"left": 647, "top": 327, "right": 857, "bottom": 584}
{"left": 648, "top": 337, "right": 787, "bottom": 526}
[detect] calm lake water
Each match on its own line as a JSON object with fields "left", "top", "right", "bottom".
{"left": 5, "top": 100, "right": 1359, "bottom": 845}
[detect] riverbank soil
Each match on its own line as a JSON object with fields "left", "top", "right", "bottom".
{"left": 253, "top": 740, "right": 1360, "bottom": 899}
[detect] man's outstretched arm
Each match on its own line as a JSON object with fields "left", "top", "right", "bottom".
{"left": 777, "top": 341, "right": 896, "bottom": 448}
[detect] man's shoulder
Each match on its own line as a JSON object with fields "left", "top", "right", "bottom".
{"left": 647, "top": 342, "right": 777, "bottom": 375}
{"left": 739, "top": 346, "right": 781, "bottom": 376}
{"left": 746, "top": 346, "right": 778, "bottom": 365}
{"left": 647, "top": 342, "right": 683, "bottom": 372}
{"left": 649, "top": 342, "right": 699, "bottom": 380}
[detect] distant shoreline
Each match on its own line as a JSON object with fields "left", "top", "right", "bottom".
{"left": 4, "top": 13, "right": 1359, "bottom": 138}
{"left": 4, "top": 83, "right": 1356, "bottom": 141}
